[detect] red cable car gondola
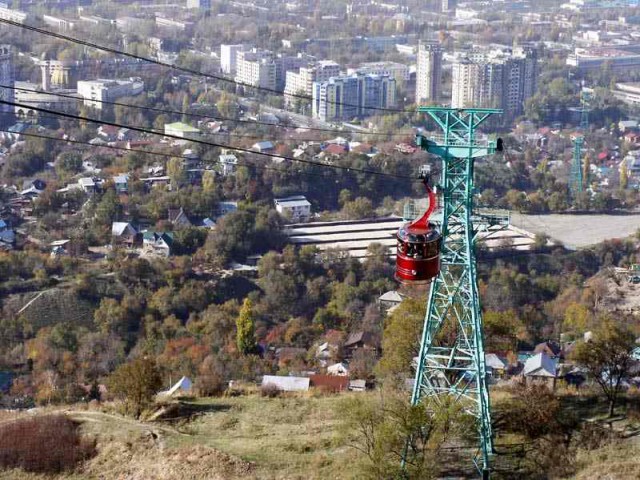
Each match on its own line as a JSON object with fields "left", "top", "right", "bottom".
{"left": 395, "top": 178, "right": 441, "bottom": 284}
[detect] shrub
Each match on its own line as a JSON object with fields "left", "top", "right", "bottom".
{"left": 260, "top": 383, "right": 281, "bottom": 398}
{"left": 0, "top": 414, "right": 95, "bottom": 473}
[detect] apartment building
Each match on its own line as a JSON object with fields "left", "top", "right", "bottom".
{"left": 235, "top": 49, "right": 277, "bottom": 90}
{"left": 284, "top": 61, "right": 341, "bottom": 105}
{"left": 451, "top": 47, "right": 537, "bottom": 122}
{"left": 415, "top": 41, "right": 443, "bottom": 104}
{"left": 312, "top": 73, "right": 396, "bottom": 122}
{"left": 77, "top": 78, "right": 144, "bottom": 110}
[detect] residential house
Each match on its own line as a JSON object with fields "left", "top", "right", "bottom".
{"left": 350, "top": 142, "right": 376, "bottom": 156}
{"left": 219, "top": 153, "right": 238, "bottom": 176}
{"left": 327, "top": 362, "right": 349, "bottom": 376}
{"left": 20, "top": 179, "right": 46, "bottom": 198}
{"left": 485, "top": 353, "right": 508, "bottom": 378}
{"left": 140, "top": 176, "right": 170, "bottom": 190}
{"left": 168, "top": 207, "right": 192, "bottom": 229}
{"left": 315, "top": 341, "right": 339, "bottom": 367}
{"left": 1, "top": 123, "right": 29, "bottom": 142}
{"left": 50, "top": 239, "right": 71, "bottom": 256}
{"left": 201, "top": 217, "right": 216, "bottom": 229}
{"left": 619, "top": 120, "right": 639, "bottom": 133}
{"left": 183, "top": 149, "right": 199, "bottom": 169}
{"left": 624, "top": 131, "right": 640, "bottom": 146}
{"left": 534, "top": 341, "right": 562, "bottom": 359}
{"left": 378, "top": 290, "right": 404, "bottom": 311}
{"left": 323, "top": 143, "right": 347, "bottom": 157}
{"left": 275, "top": 347, "right": 307, "bottom": 369}
{"left": 142, "top": 231, "right": 174, "bottom": 257}
{"left": 111, "top": 222, "right": 138, "bottom": 247}
{"left": 0, "top": 223, "right": 15, "bottom": 250}
{"left": 165, "top": 122, "right": 201, "bottom": 139}
{"left": 117, "top": 128, "right": 135, "bottom": 141}
{"left": 251, "top": 141, "right": 275, "bottom": 154}
{"left": 216, "top": 201, "right": 238, "bottom": 218}
{"left": 97, "top": 125, "right": 119, "bottom": 141}
{"left": 349, "top": 379, "right": 367, "bottom": 392}
{"left": 261, "top": 375, "right": 310, "bottom": 392}
{"left": 274, "top": 195, "right": 311, "bottom": 221}
{"left": 523, "top": 352, "right": 557, "bottom": 387}
{"left": 113, "top": 174, "right": 129, "bottom": 194}
{"left": 344, "top": 331, "right": 377, "bottom": 357}
{"left": 78, "top": 177, "right": 97, "bottom": 194}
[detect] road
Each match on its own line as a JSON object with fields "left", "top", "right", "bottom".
{"left": 510, "top": 212, "right": 640, "bottom": 249}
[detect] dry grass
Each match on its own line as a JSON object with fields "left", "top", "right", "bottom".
{"left": 171, "top": 393, "right": 362, "bottom": 480}
{"left": 0, "top": 393, "right": 364, "bottom": 480}
{"left": 3, "top": 390, "right": 638, "bottom": 480}
{"left": 574, "top": 442, "right": 640, "bottom": 479}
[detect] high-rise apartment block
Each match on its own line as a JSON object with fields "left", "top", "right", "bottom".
{"left": 220, "top": 44, "right": 248, "bottom": 76}
{"left": 0, "top": 45, "right": 14, "bottom": 125}
{"left": 451, "top": 47, "right": 537, "bottom": 122}
{"left": 186, "top": 0, "right": 211, "bottom": 10}
{"left": 284, "top": 61, "right": 341, "bottom": 105}
{"left": 275, "top": 54, "right": 313, "bottom": 91}
{"left": 415, "top": 41, "right": 443, "bottom": 105}
{"left": 235, "top": 49, "right": 314, "bottom": 92}
{"left": 312, "top": 74, "right": 396, "bottom": 122}
{"left": 348, "top": 62, "right": 410, "bottom": 83}
{"left": 235, "top": 48, "right": 277, "bottom": 90}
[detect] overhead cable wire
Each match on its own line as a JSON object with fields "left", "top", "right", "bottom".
{"left": 0, "top": 18, "right": 417, "bottom": 115}
{"left": 0, "top": 99, "right": 415, "bottom": 180}
{"left": 5, "top": 84, "right": 415, "bottom": 138}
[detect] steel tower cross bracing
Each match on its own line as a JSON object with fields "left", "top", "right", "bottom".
{"left": 411, "top": 107, "right": 502, "bottom": 478}
{"left": 570, "top": 90, "right": 592, "bottom": 197}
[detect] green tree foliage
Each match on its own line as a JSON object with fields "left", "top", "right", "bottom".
{"left": 562, "top": 303, "right": 592, "bottom": 337}
{"left": 108, "top": 357, "right": 162, "bottom": 418}
{"left": 572, "top": 318, "right": 637, "bottom": 417}
{"left": 236, "top": 298, "right": 257, "bottom": 355}
{"left": 339, "top": 390, "right": 473, "bottom": 479}
{"left": 377, "top": 298, "right": 425, "bottom": 383}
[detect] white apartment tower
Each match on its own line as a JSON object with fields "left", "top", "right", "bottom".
{"left": 415, "top": 41, "right": 443, "bottom": 105}
{"left": 234, "top": 49, "right": 277, "bottom": 90}
{"left": 451, "top": 47, "right": 537, "bottom": 122}
{"left": 284, "top": 61, "right": 341, "bottom": 106}
{"left": 0, "top": 45, "right": 14, "bottom": 125}
{"left": 312, "top": 73, "right": 396, "bottom": 122}
{"left": 220, "top": 44, "right": 247, "bottom": 76}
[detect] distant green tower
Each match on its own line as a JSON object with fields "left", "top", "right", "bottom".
{"left": 409, "top": 107, "right": 502, "bottom": 478}
{"left": 570, "top": 90, "right": 592, "bottom": 197}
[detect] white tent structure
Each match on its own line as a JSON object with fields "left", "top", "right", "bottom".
{"left": 327, "top": 362, "right": 349, "bottom": 376}
{"left": 158, "top": 376, "right": 193, "bottom": 398}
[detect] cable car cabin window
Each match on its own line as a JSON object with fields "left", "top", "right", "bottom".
{"left": 425, "top": 239, "right": 440, "bottom": 258}
{"left": 406, "top": 243, "right": 423, "bottom": 259}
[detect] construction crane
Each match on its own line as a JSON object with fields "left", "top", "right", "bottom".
{"left": 399, "top": 107, "right": 503, "bottom": 478}
{"left": 569, "top": 89, "right": 592, "bottom": 197}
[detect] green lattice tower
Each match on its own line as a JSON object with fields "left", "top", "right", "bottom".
{"left": 570, "top": 90, "right": 591, "bottom": 197}
{"left": 411, "top": 107, "right": 502, "bottom": 478}
{"left": 570, "top": 135, "right": 584, "bottom": 196}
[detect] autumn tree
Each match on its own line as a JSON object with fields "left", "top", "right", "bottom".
{"left": 108, "top": 357, "right": 162, "bottom": 418}
{"left": 339, "top": 390, "right": 473, "bottom": 479}
{"left": 572, "top": 319, "right": 637, "bottom": 417}
{"left": 236, "top": 298, "right": 256, "bottom": 355}
{"left": 376, "top": 298, "right": 425, "bottom": 384}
